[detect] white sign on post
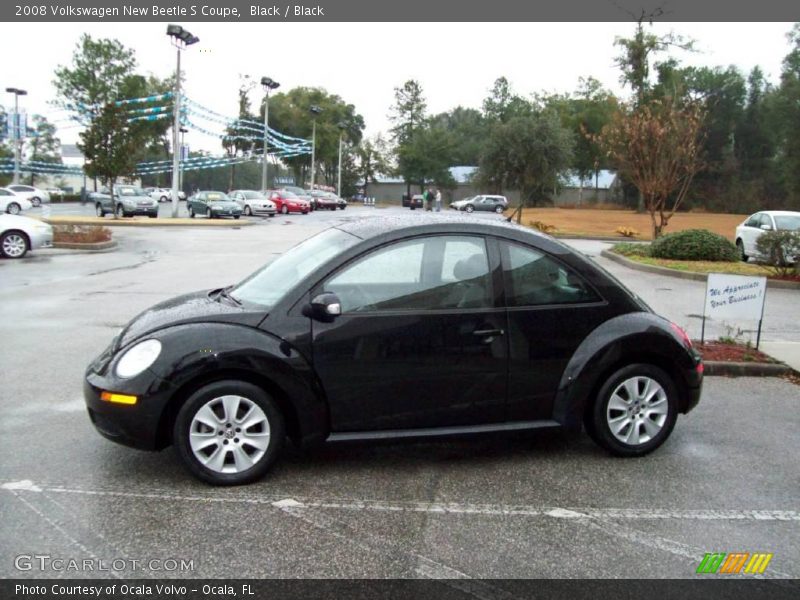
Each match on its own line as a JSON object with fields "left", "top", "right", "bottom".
{"left": 703, "top": 273, "right": 767, "bottom": 321}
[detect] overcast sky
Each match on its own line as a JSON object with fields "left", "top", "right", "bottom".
{"left": 0, "top": 22, "right": 794, "bottom": 153}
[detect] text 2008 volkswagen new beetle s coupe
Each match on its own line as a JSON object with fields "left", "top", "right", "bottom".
{"left": 84, "top": 215, "right": 703, "bottom": 485}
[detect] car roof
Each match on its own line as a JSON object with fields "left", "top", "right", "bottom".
{"left": 758, "top": 210, "right": 800, "bottom": 217}
{"left": 334, "top": 214, "right": 549, "bottom": 243}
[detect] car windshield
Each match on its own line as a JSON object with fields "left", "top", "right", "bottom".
{"left": 231, "top": 227, "right": 360, "bottom": 309}
{"left": 241, "top": 191, "right": 264, "bottom": 199}
{"left": 117, "top": 187, "right": 143, "bottom": 196}
{"left": 284, "top": 186, "right": 305, "bottom": 195}
{"left": 282, "top": 191, "right": 299, "bottom": 199}
{"left": 206, "top": 192, "right": 229, "bottom": 201}
{"left": 774, "top": 215, "right": 800, "bottom": 231}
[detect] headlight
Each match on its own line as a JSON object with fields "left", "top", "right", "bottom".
{"left": 115, "top": 339, "right": 162, "bottom": 378}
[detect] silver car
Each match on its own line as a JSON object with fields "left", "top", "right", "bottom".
{"left": 7, "top": 184, "right": 51, "bottom": 207}
{"left": 0, "top": 214, "right": 53, "bottom": 258}
{"left": 229, "top": 190, "right": 277, "bottom": 217}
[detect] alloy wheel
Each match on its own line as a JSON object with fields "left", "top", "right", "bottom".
{"left": 605, "top": 376, "right": 668, "bottom": 446}
{"left": 2, "top": 232, "right": 28, "bottom": 258}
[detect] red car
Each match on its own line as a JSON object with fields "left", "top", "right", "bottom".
{"left": 268, "top": 190, "right": 310, "bottom": 215}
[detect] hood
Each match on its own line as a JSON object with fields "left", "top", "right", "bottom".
{"left": 115, "top": 289, "right": 263, "bottom": 350}
{"left": 119, "top": 194, "right": 153, "bottom": 202}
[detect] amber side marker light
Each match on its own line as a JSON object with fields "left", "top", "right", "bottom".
{"left": 100, "top": 391, "right": 138, "bottom": 405}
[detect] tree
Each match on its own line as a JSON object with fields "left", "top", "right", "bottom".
{"left": 354, "top": 135, "right": 390, "bottom": 196}
{"left": 774, "top": 24, "right": 800, "bottom": 205}
{"left": 598, "top": 98, "right": 706, "bottom": 238}
{"left": 429, "top": 106, "right": 488, "bottom": 166}
{"left": 24, "top": 115, "right": 62, "bottom": 186}
{"left": 482, "top": 77, "right": 532, "bottom": 123}
{"left": 396, "top": 125, "right": 456, "bottom": 192}
{"left": 478, "top": 111, "right": 574, "bottom": 215}
{"left": 388, "top": 80, "right": 427, "bottom": 146}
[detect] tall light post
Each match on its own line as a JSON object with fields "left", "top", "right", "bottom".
{"left": 5, "top": 87, "right": 27, "bottom": 185}
{"left": 336, "top": 122, "right": 347, "bottom": 198}
{"left": 309, "top": 105, "right": 322, "bottom": 190}
{"left": 166, "top": 24, "right": 199, "bottom": 218}
{"left": 260, "top": 77, "right": 280, "bottom": 192}
{"left": 179, "top": 126, "right": 188, "bottom": 192}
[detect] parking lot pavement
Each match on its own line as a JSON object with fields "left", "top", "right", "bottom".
{"left": 1, "top": 205, "right": 799, "bottom": 580}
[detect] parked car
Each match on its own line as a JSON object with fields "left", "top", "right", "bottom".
{"left": 93, "top": 185, "right": 158, "bottom": 218}
{"left": 187, "top": 191, "right": 242, "bottom": 219}
{"left": 229, "top": 190, "right": 276, "bottom": 217}
{"left": 0, "top": 214, "right": 53, "bottom": 258}
{"left": 402, "top": 194, "right": 424, "bottom": 210}
{"left": 735, "top": 210, "right": 800, "bottom": 262}
{"left": 268, "top": 190, "right": 310, "bottom": 215}
{"left": 309, "top": 190, "right": 338, "bottom": 210}
{"left": 0, "top": 188, "right": 33, "bottom": 215}
{"left": 280, "top": 186, "right": 315, "bottom": 210}
{"left": 6, "top": 184, "right": 50, "bottom": 207}
{"left": 147, "top": 187, "right": 186, "bottom": 202}
{"left": 84, "top": 214, "right": 703, "bottom": 485}
{"left": 451, "top": 195, "right": 508, "bottom": 214}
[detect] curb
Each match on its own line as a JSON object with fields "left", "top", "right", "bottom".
{"left": 42, "top": 217, "right": 254, "bottom": 227}
{"left": 53, "top": 240, "right": 117, "bottom": 251}
{"left": 600, "top": 249, "right": 800, "bottom": 290}
{"left": 703, "top": 361, "right": 791, "bottom": 377}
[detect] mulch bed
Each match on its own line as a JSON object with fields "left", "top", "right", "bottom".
{"left": 693, "top": 341, "right": 778, "bottom": 364}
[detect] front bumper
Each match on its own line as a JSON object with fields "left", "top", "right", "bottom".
{"left": 84, "top": 366, "right": 175, "bottom": 451}
{"left": 124, "top": 205, "right": 159, "bottom": 216}
{"left": 30, "top": 230, "right": 53, "bottom": 250}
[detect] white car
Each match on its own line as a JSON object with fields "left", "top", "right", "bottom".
{"left": 0, "top": 214, "right": 53, "bottom": 258}
{"left": 0, "top": 188, "right": 33, "bottom": 214}
{"left": 6, "top": 184, "right": 51, "bottom": 207}
{"left": 148, "top": 187, "right": 186, "bottom": 202}
{"left": 735, "top": 210, "right": 800, "bottom": 262}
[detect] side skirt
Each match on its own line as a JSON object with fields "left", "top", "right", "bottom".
{"left": 327, "top": 420, "right": 561, "bottom": 443}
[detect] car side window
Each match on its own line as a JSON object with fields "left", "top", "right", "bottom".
{"left": 759, "top": 214, "right": 773, "bottom": 229}
{"left": 745, "top": 214, "right": 761, "bottom": 227}
{"left": 501, "top": 242, "right": 601, "bottom": 307}
{"left": 323, "top": 236, "right": 492, "bottom": 312}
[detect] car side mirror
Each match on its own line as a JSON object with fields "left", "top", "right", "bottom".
{"left": 760, "top": 224, "right": 773, "bottom": 231}
{"left": 303, "top": 292, "right": 342, "bottom": 322}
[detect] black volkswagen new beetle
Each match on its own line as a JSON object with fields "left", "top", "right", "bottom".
{"left": 84, "top": 215, "right": 703, "bottom": 485}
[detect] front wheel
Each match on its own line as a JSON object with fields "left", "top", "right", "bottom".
{"left": 96, "top": 204, "right": 105, "bottom": 217}
{"left": 6, "top": 202, "right": 21, "bottom": 215}
{"left": 1, "top": 230, "right": 29, "bottom": 258}
{"left": 736, "top": 239, "right": 748, "bottom": 262}
{"left": 173, "top": 380, "right": 285, "bottom": 485}
{"left": 115, "top": 204, "right": 126, "bottom": 218}
{"left": 494, "top": 205, "right": 504, "bottom": 214}
{"left": 244, "top": 205, "right": 252, "bottom": 216}
{"left": 587, "top": 364, "right": 678, "bottom": 457}
{"left": 207, "top": 208, "right": 213, "bottom": 219}
{"left": 281, "top": 205, "right": 289, "bottom": 215}
{"left": 189, "top": 206, "right": 195, "bottom": 218}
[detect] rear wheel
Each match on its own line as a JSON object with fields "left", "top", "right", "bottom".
{"left": 465, "top": 204, "right": 475, "bottom": 213}
{"left": 494, "top": 205, "right": 504, "bottom": 214}
{"left": 174, "top": 380, "right": 285, "bottom": 485}
{"left": 736, "top": 239, "right": 748, "bottom": 262}
{"left": 6, "top": 202, "right": 21, "bottom": 215}
{"left": 1, "top": 230, "right": 29, "bottom": 258}
{"left": 587, "top": 364, "right": 678, "bottom": 457}
{"left": 32, "top": 197, "right": 41, "bottom": 207}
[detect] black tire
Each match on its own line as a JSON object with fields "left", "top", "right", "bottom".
{"left": 6, "top": 202, "right": 21, "bottom": 215}
{"left": 32, "top": 197, "right": 41, "bottom": 207}
{"left": 160, "top": 195, "right": 169, "bottom": 203}
{"left": 340, "top": 205, "right": 346, "bottom": 210}
{"left": 0, "top": 230, "right": 29, "bottom": 258}
{"left": 174, "top": 380, "right": 285, "bottom": 485}
{"left": 494, "top": 205, "right": 504, "bottom": 214}
{"left": 587, "top": 364, "right": 678, "bottom": 457}
{"left": 116, "top": 204, "right": 126, "bottom": 218}
{"left": 281, "top": 205, "right": 289, "bottom": 215}
{"left": 736, "top": 239, "right": 748, "bottom": 262}
{"left": 207, "top": 208, "right": 213, "bottom": 219}
{"left": 465, "top": 204, "right": 475, "bottom": 213}
{"left": 245, "top": 205, "right": 252, "bottom": 216}
{"left": 189, "top": 206, "right": 195, "bottom": 218}
{"left": 96, "top": 204, "right": 105, "bottom": 217}
{"left": 149, "top": 214, "right": 158, "bottom": 219}
{"left": 234, "top": 215, "right": 240, "bottom": 220}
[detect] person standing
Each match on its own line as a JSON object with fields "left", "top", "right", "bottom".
{"left": 434, "top": 188, "right": 442, "bottom": 212}
{"left": 424, "top": 187, "right": 433, "bottom": 211}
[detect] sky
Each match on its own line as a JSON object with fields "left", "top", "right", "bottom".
{"left": 0, "top": 22, "right": 795, "bottom": 154}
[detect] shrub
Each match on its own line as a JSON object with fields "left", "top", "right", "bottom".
{"left": 529, "top": 220, "right": 557, "bottom": 234}
{"left": 611, "top": 242, "right": 651, "bottom": 257}
{"left": 755, "top": 230, "right": 800, "bottom": 277}
{"left": 615, "top": 226, "right": 640, "bottom": 238}
{"left": 53, "top": 225, "right": 112, "bottom": 244}
{"left": 650, "top": 229, "right": 738, "bottom": 262}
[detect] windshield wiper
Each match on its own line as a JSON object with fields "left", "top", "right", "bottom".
{"left": 217, "top": 286, "right": 242, "bottom": 306}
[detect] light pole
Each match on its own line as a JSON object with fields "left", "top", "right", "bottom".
{"left": 336, "top": 122, "right": 347, "bottom": 198}
{"left": 309, "top": 105, "right": 322, "bottom": 190}
{"left": 5, "top": 87, "right": 27, "bottom": 185}
{"left": 260, "top": 77, "right": 280, "bottom": 192}
{"left": 166, "top": 24, "right": 199, "bottom": 217}
{"left": 179, "top": 126, "right": 188, "bottom": 193}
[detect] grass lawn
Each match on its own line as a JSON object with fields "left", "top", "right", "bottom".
{"left": 517, "top": 207, "right": 747, "bottom": 240}
{"left": 615, "top": 253, "right": 776, "bottom": 277}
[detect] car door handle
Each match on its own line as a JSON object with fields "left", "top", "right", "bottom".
{"left": 472, "top": 329, "right": 505, "bottom": 337}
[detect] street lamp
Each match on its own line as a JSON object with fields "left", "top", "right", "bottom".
{"left": 260, "top": 76, "right": 280, "bottom": 192}
{"left": 5, "top": 87, "right": 28, "bottom": 185}
{"left": 336, "top": 122, "right": 347, "bottom": 198}
{"left": 309, "top": 105, "right": 322, "bottom": 190}
{"left": 166, "top": 24, "right": 199, "bottom": 217}
{"left": 179, "top": 127, "right": 188, "bottom": 192}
